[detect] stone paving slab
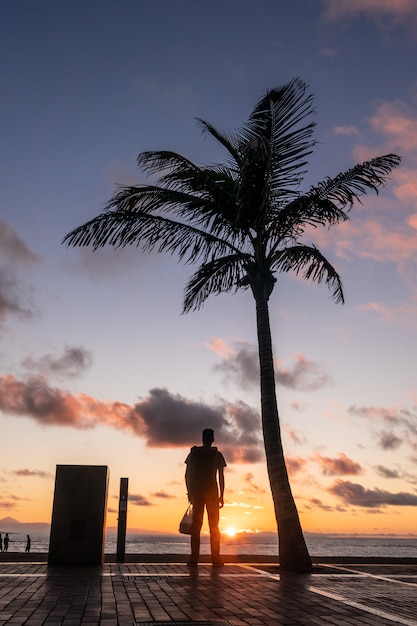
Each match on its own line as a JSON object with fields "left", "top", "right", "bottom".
{"left": 0, "top": 561, "right": 416, "bottom": 625}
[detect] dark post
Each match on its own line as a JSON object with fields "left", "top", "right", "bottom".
{"left": 116, "top": 477, "right": 129, "bottom": 562}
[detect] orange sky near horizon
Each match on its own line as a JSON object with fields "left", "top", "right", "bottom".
{"left": 7, "top": 450, "right": 417, "bottom": 539}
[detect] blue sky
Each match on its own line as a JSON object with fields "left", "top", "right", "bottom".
{"left": 1, "top": 0, "right": 417, "bottom": 535}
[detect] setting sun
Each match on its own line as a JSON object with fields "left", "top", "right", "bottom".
{"left": 224, "top": 526, "right": 237, "bottom": 538}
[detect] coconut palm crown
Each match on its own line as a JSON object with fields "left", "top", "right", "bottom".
{"left": 63, "top": 78, "right": 401, "bottom": 572}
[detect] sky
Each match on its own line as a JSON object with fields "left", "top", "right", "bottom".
{"left": 1, "top": 0, "right": 417, "bottom": 539}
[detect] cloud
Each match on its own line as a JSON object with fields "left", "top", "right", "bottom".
{"left": 333, "top": 125, "right": 359, "bottom": 136}
{"left": 224, "top": 501, "right": 263, "bottom": 511}
{"left": 309, "top": 208, "right": 417, "bottom": 270}
{"left": 285, "top": 457, "right": 307, "bottom": 476}
{"left": 283, "top": 427, "right": 307, "bottom": 446}
{"left": 313, "top": 452, "right": 363, "bottom": 476}
{"left": 306, "top": 497, "right": 340, "bottom": 512}
{"left": 0, "top": 376, "right": 263, "bottom": 462}
{"left": 0, "top": 222, "right": 40, "bottom": 324}
{"left": 151, "top": 491, "right": 175, "bottom": 499}
{"left": 0, "top": 500, "right": 17, "bottom": 510}
{"left": 0, "top": 221, "right": 40, "bottom": 266}
{"left": 21, "top": 346, "right": 93, "bottom": 380}
{"left": 211, "top": 340, "right": 329, "bottom": 391}
{"left": 348, "top": 404, "right": 417, "bottom": 450}
{"left": 134, "top": 388, "right": 263, "bottom": 463}
{"left": 0, "top": 271, "right": 36, "bottom": 323}
{"left": 366, "top": 101, "right": 417, "bottom": 214}
{"left": 275, "top": 354, "right": 330, "bottom": 391}
{"left": 133, "top": 387, "right": 227, "bottom": 446}
{"left": 290, "top": 402, "right": 308, "bottom": 413}
{"left": 11, "top": 469, "right": 53, "bottom": 479}
{"left": 304, "top": 99, "right": 417, "bottom": 307}
{"left": 0, "top": 374, "right": 134, "bottom": 430}
{"left": 321, "top": 0, "right": 417, "bottom": 25}
{"left": 206, "top": 338, "right": 234, "bottom": 360}
{"left": 375, "top": 465, "right": 401, "bottom": 479}
{"left": 0, "top": 494, "right": 27, "bottom": 510}
{"left": 212, "top": 341, "right": 259, "bottom": 388}
{"left": 128, "top": 494, "right": 153, "bottom": 506}
{"left": 328, "top": 479, "right": 417, "bottom": 508}
{"left": 369, "top": 100, "right": 417, "bottom": 157}
{"left": 241, "top": 472, "right": 266, "bottom": 494}
{"left": 378, "top": 430, "right": 403, "bottom": 450}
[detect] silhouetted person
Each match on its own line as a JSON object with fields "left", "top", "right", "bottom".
{"left": 25, "top": 535, "right": 31, "bottom": 553}
{"left": 0, "top": 533, "right": 2, "bottom": 552}
{"left": 185, "top": 428, "right": 226, "bottom": 567}
{"left": 3, "top": 533, "right": 9, "bottom": 552}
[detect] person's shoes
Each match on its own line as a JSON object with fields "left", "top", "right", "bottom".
{"left": 187, "top": 560, "right": 198, "bottom": 567}
{"left": 212, "top": 560, "right": 224, "bottom": 567}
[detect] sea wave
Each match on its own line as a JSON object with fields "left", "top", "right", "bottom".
{"left": 3, "top": 532, "right": 417, "bottom": 558}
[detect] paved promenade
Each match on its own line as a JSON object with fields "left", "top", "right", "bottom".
{"left": 0, "top": 557, "right": 416, "bottom": 625}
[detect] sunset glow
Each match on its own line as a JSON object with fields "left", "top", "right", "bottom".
{"left": 1, "top": 1, "right": 416, "bottom": 540}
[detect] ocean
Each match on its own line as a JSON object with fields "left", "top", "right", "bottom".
{"left": 4, "top": 532, "right": 417, "bottom": 558}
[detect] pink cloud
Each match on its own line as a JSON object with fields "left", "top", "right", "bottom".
{"left": 305, "top": 212, "right": 417, "bottom": 266}
{"left": 322, "top": 0, "right": 417, "bottom": 24}
{"left": 369, "top": 101, "right": 417, "bottom": 155}
{"left": 206, "top": 337, "right": 235, "bottom": 359}
{"left": 409, "top": 214, "right": 417, "bottom": 230}
{"left": 275, "top": 353, "right": 330, "bottom": 391}
{"left": 313, "top": 452, "right": 363, "bottom": 476}
{"left": 285, "top": 456, "right": 307, "bottom": 476}
{"left": 0, "top": 374, "right": 136, "bottom": 431}
{"left": 355, "top": 301, "right": 396, "bottom": 323}
{"left": 0, "top": 375, "right": 264, "bottom": 461}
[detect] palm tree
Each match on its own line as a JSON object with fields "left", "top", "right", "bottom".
{"left": 63, "top": 78, "right": 400, "bottom": 572}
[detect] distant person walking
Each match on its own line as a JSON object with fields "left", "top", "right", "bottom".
{"left": 3, "top": 533, "right": 9, "bottom": 552}
{"left": 25, "top": 535, "right": 31, "bottom": 553}
{"left": 185, "top": 428, "right": 226, "bottom": 567}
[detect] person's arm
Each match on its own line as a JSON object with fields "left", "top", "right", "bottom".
{"left": 218, "top": 466, "right": 224, "bottom": 508}
{"left": 185, "top": 464, "right": 193, "bottom": 503}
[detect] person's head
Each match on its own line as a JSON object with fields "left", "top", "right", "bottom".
{"left": 202, "top": 428, "right": 214, "bottom": 446}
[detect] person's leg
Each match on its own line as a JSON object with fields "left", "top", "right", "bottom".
{"left": 189, "top": 500, "right": 204, "bottom": 564}
{"left": 207, "top": 498, "right": 222, "bottom": 565}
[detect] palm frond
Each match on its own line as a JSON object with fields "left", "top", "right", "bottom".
{"left": 135, "top": 151, "right": 244, "bottom": 235}
{"left": 183, "top": 254, "right": 247, "bottom": 312}
{"left": 105, "top": 183, "right": 242, "bottom": 244}
{"left": 63, "top": 81, "right": 401, "bottom": 318}
{"left": 311, "top": 154, "right": 402, "bottom": 209}
{"left": 195, "top": 118, "right": 242, "bottom": 166}
{"left": 242, "top": 78, "right": 317, "bottom": 197}
{"left": 137, "top": 150, "right": 199, "bottom": 179}
{"left": 273, "top": 245, "right": 344, "bottom": 303}
{"left": 62, "top": 204, "right": 239, "bottom": 264}
{"left": 268, "top": 196, "right": 350, "bottom": 245}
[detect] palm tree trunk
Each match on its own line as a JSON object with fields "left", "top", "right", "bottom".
{"left": 255, "top": 297, "right": 312, "bottom": 573}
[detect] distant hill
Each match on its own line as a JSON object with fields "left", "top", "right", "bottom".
{"left": 0, "top": 517, "right": 174, "bottom": 536}
{"left": 0, "top": 517, "right": 50, "bottom": 535}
